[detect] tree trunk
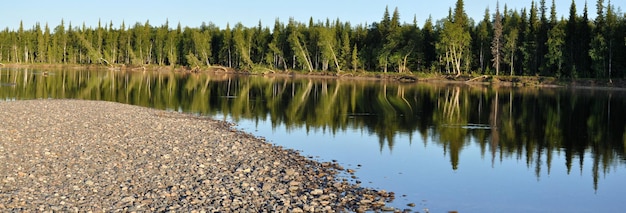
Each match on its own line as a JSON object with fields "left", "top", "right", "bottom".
{"left": 281, "top": 56, "right": 288, "bottom": 71}
{"left": 450, "top": 45, "right": 462, "bottom": 77}
{"left": 13, "top": 45, "right": 19, "bottom": 63}
{"left": 402, "top": 51, "right": 412, "bottom": 73}
{"left": 296, "top": 41, "right": 313, "bottom": 72}
{"left": 327, "top": 42, "right": 341, "bottom": 72}
{"left": 608, "top": 40, "right": 612, "bottom": 83}
{"left": 203, "top": 51, "right": 210, "bottom": 66}
{"left": 228, "top": 47, "right": 232, "bottom": 68}
{"left": 24, "top": 46, "right": 28, "bottom": 63}
{"left": 510, "top": 53, "right": 514, "bottom": 76}
{"left": 148, "top": 43, "right": 153, "bottom": 65}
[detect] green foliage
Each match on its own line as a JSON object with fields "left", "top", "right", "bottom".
{"left": 476, "top": 8, "right": 492, "bottom": 74}
{"left": 545, "top": 21, "right": 566, "bottom": 77}
{"left": 491, "top": 2, "right": 503, "bottom": 75}
{"left": 185, "top": 52, "right": 201, "bottom": 68}
{"left": 503, "top": 28, "right": 519, "bottom": 75}
{"left": 351, "top": 44, "right": 359, "bottom": 71}
{"left": 437, "top": 8, "right": 472, "bottom": 76}
{"left": 233, "top": 23, "right": 253, "bottom": 69}
{"left": 0, "top": 2, "right": 624, "bottom": 78}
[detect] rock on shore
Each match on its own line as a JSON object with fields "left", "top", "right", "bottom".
{"left": 0, "top": 100, "right": 396, "bottom": 212}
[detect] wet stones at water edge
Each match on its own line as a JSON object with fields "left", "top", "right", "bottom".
{"left": 0, "top": 99, "right": 399, "bottom": 212}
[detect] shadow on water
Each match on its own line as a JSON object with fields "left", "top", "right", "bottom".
{"left": 2, "top": 68, "right": 626, "bottom": 212}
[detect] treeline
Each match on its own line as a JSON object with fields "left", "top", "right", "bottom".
{"left": 0, "top": 0, "right": 625, "bottom": 78}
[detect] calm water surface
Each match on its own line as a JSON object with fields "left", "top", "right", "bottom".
{"left": 1, "top": 68, "right": 625, "bottom": 212}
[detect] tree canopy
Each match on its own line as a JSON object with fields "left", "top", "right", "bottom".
{"left": 0, "top": 0, "right": 625, "bottom": 79}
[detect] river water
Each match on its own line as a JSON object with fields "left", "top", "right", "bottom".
{"left": 1, "top": 68, "right": 625, "bottom": 212}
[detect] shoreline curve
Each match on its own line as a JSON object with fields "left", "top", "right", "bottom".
{"left": 0, "top": 99, "right": 396, "bottom": 212}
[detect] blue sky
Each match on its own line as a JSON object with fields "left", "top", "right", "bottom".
{"left": 2, "top": 0, "right": 623, "bottom": 30}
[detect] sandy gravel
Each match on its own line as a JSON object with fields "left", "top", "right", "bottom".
{"left": 0, "top": 100, "right": 397, "bottom": 212}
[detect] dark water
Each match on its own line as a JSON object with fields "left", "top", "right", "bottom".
{"left": 2, "top": 68, "right": 625, "bottom": 212}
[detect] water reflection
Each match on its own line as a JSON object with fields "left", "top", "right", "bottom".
{"left": 1, "top": 68, "right": 625, "bottom": 191}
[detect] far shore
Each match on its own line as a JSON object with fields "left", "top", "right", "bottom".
{"left": 2, "top": 62, "right": 625, "bottom": 90}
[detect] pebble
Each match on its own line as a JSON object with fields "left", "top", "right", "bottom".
{"left": 0, "top": 100, "right": 397, "bottom": 212}
{"left": 311, "top": 189, "right": 324, "bottom": 196}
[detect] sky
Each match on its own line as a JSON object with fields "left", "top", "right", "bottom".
{"left": 2, "top": 0, "right": 624, "bottom": 31}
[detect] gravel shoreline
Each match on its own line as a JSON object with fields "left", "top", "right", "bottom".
{"left": 0, "top": 100, "right": 397, "bottom": 212}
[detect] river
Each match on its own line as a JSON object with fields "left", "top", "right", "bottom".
{"left": 1, "top": 67, "right": 625, "bottom": 212}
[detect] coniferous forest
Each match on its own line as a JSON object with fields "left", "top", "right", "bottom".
{"left": 0, "top": 0, "right": 625, "bottom": 79}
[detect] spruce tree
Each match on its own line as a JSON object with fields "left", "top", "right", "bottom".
{"left": 589, "top": 0, "right": 607, "bottom": 78}
{"left": 491, "top": 1, "right": 503, "bottom": 75}
{"left": 578, "top": 2, "right": 592, "bottom": 77}
{"left": 351, "top": 44, "right": 359, "bottom": 71}
{"left": 422, "top": 16, "right": 436, "bottom": 71}
{"left": 565, "top": 0, "right": 578, "bottom": 77}
{"left": 476, "top": 8, "right": 491, "bottom": 74}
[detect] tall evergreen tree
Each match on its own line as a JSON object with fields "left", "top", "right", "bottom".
{"left": 537, "top": 0, "right": 550, "bottom": 75}
{"left": 578, "top": 2, "right": 593, "bottom": 77}
{"left": 522, "top": 1, "right": 539, "bottom": 75}
{"left": 422, "top": 16, "right": 437, "bottom": 71}
{"left": 454, "top": 0, "right": 469, "bottom": 29}
{"left": 339, "top": 27, "right": 351, "bottom": 71}
{"left": 251, "top": 21, "right": 270, "bottom": 65}
{"left": 53, "top": 20, "right": 67, "bottom": 63}
{"left": 544, "top": 0, "right": 566, "bottom": 76}
{"left": 351, "top": 44, "right": 359, "bottom": 71}
{"left": 17, "top": 21, "right": 25, "bottom": 63}
{"left": 220, "top": 23, "right": 233, "bottom": 67}
{"left": 95, "top": 19, "right": 104, "bottom": 61}
{"left": 565, "top": 0, "right": 578, "bottom": 77}
{"left": 35, "top": 23, "right": 45, "bottom": 63}
{"left": 491, "top": 1, "right": 503, "bottom": 75}
{"left": 605, "top": 1, "right": 617, "bottom": 80}
{"left": 589, "top": 0, "right": 607, "bottom": 78}
{"left": 476, "top": 8, "right": 492, "bottom": 74}
{"left": 44, "top": 23, "right": 52, "bottom": 63}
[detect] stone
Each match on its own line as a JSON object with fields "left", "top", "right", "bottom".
{"left": 311, "top": 189, "right": 323, "bottom": 196}
{"left": 121, "top": 196, "right": 135, "bottom": 203}
{"left": 0, "top": 100, "right": 397, "bottom": 212}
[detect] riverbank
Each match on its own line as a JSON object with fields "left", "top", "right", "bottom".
{"left": 0, "top": 99, "right": 398, "bottom": 212}
{"left": 2, "top": 63, "right": 625, "bottom": 89}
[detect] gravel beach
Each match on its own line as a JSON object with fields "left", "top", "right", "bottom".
{"left": 0, "top": 100, "right": 397, "bottom": 212}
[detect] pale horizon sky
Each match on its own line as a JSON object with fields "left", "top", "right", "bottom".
{"left": 2, "top": 0, "right": 624, "bottom": 31}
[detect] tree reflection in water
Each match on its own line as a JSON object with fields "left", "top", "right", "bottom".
{"left": 1, "top": 68, "right": 625, "bottom": 190}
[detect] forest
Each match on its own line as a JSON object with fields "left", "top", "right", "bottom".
{"left": 0, "top": 0, "right": 625, "bottom": 79}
